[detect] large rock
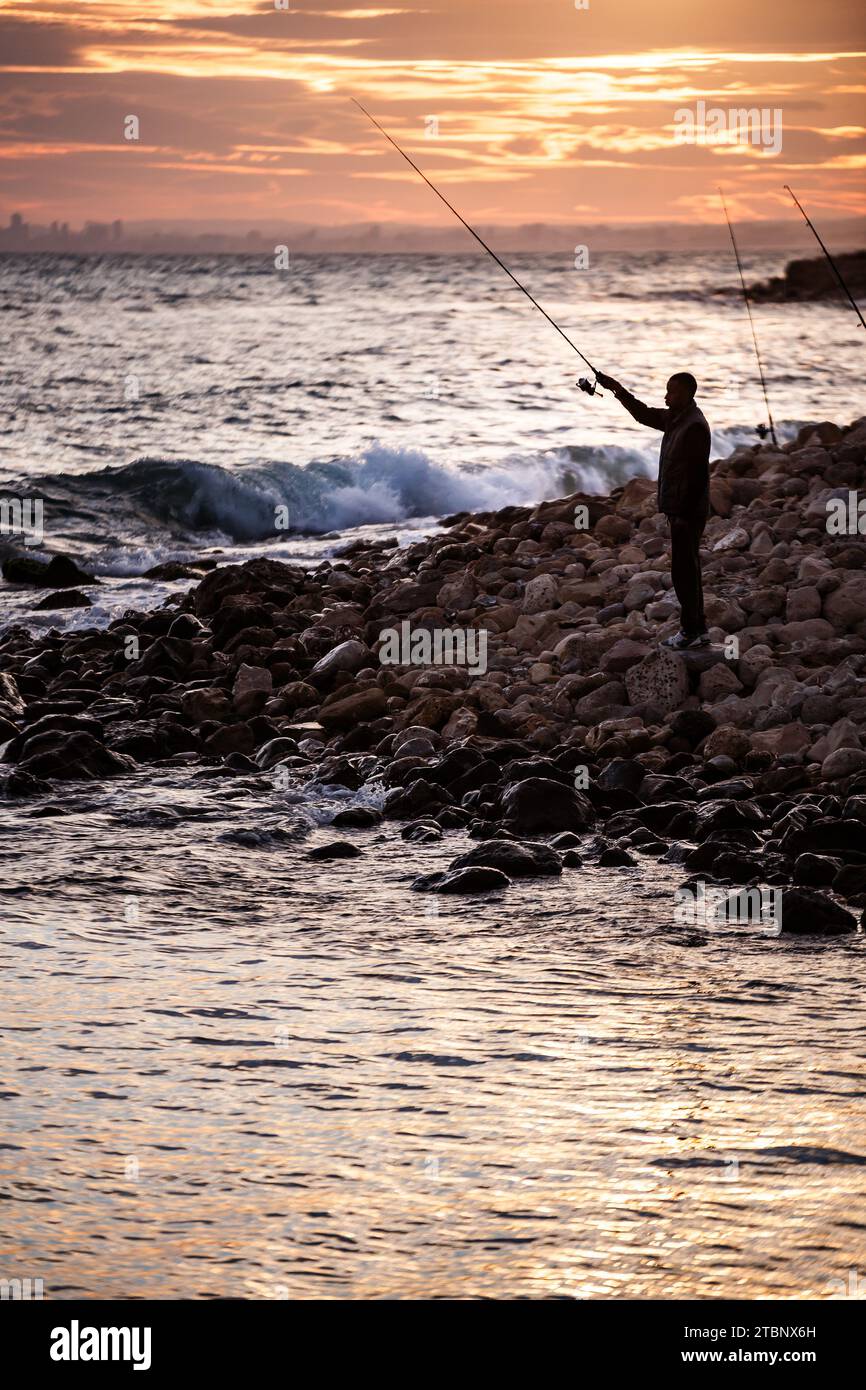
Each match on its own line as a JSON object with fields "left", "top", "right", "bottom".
{"left": 777, "top": 888, "right": 858, "bottom": 935}
{"left": 625, "top": 648, "right": 690, "bottom": 715}
{"left": 822, "top": 747, "right": 866, "bottom": 781}
{"left": 181, "top": 687, "right": 232, "bottom": 724}
{"left": 750, "top": 723, "right": 811, "bottom": 758}
{"left": 823, "top": 577, "right": 866, "bottom": 630}
{"left": 318, "top": 686, "right": 387, "bottom": 729}
{"left": 412, "top": 866, "right": 511, "bottom": 895}
{"left": 448, "top": 839, "right": 562, "bottom": 878}
{"left": 19, "top": 730, "right": 135, "bottom": 781}
{"left": 310, "top": 640, "right": 371, "bottom": 681}
{"left": 501, "top": 777, "right": 594, "bottom": 833}
{"left": 522, "top": 574, "right": 559, "bottom": 614}
{"left": 2, "top": 553, "right": 97, "bottom": 588}
{"left": 232, "top": 663, "right": 273, "bottom": 716}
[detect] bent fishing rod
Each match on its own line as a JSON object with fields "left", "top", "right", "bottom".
{"left": 719, "top": 188, "right": 778, "bottom": 447}
{"left": 351, "top": 97, "right": 603, "bottom": 396}
{"left": 784, "top": 185, "right": 866, "bottom": 333}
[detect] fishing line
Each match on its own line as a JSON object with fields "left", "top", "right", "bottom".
{"left": 784, "top": 185, "right": 866, "bottom": 333}
{"left": 719, "top": 188, "right": 778, "bottom": 447}
{"left": 351, "top": 97, "right": 600, "bottom": 385}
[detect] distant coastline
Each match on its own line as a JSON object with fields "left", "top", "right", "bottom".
{"left": 3, "top": 212, "right": 866, "bottom": 256}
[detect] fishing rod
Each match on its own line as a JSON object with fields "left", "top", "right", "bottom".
{"left": 351, "top": 96, "right": 603, "bottom": 396}
{"left": 719, "top": 188, "right": 778, "bottom": 447}
{"left": 784, "top": 184, "right": 866, "bottom": 333}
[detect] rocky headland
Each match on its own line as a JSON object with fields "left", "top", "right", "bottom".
{"left": 3, "top": 417, "right": 866, "bottom": 935}
{"left": 746, "top": 250, "right": 866, "bottom": 303}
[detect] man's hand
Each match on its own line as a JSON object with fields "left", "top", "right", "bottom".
{"left": 595, "top": 371, "right": 621, "bottom": 396}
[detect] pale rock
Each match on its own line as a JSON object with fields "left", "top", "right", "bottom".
{"left": 821, "top": 747, "right": 866, "bottom": 780}
{"left": 624, "top": 648, "right": 690, "bottom": 716}
{"left": 310, "top": 639, "right": 370, "bottom": 680}
{"left": 232, "top": 664, "right": 273, "bottom": 715}
{"left": 748, "top": 531, "right": 774, "bottom": 556}
{"left": 529, "top": 662, "right": 554, "bottom": 684}
{"left": 440, "top": 707, "right": 479, "bottom": 742}
{"left": 712, "top": 526, "right": 750, "bottom": 552}
{"left": 749, "top": 722, "right": 811, "bottom": 757}
{"left": 522, "top": 574, "right": 560, "bottom": 614}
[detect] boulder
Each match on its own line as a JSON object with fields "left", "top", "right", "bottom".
{"left": 821, "top": 747, "right": 866, "bottom": 781}
{"left": 232, "top": 663, "right": 273, "bottom": 716}
{"left": 181, "top": 687, "right": 233, "bottom": 724}
{"left": 501, "top": 777, "right": 594, "bottom": 833}
{"left": 448, "top": 839, "right": 562, "bottom": 878}
{"left": 318, "top": 687, "right": 387, "bottom": 729}
{"left": 624, "top": 648, "right": 690, "bottom": 715}
{"left": 34, "top": 589, "right": 92, "bottom": 610}
{"left": 310, "top": 640, "right": 371, "bottom": 681}
{"left": 777, "top": 888, "right": 858, "bottom": 935}
{"left": 522, "top": 573, "right": 559, "bottom": 614}
{"left": 412, "top": 866, "right": 511, "bottom": 894}
{"left": 307, "top": 841, "right": 363, "bottom": 860}
{"left": 2, "top": 553, "right": 97, "bottom": 588}
{"left": 823, "top": 578, "right": 866, "bottom": 630}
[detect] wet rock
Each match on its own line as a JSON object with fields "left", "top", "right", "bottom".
{"left": 501, "top": 776, "right": 594, "bottom": 833}
{"left": 448, "top": 839, "right": 562, "bottom": 877}
{"left": 402, "top": 822, "right": 443, "bottom": 843}
{"left": 34, "top": 589, "right": 92, "bottom": 610}
{"left": 383, "top": 778, "right": 452, "bottom": 819}
{"left": 793, "top": 853, "right": 841, "bottom": 887}
{"left": 2, "top": 553, "right": 97, "bottom": 588}
{"left": 598, "top": 846, "right": 636, "bottom": 867}
{"left": 831, "top": 864, "right": 866, "bottom": 899}
{"left": 780, "top": 818, "right": 866, "bottom": 858}
{"left": 307, "top": 841, "right": 363, "bottom": 860}
{"left": 331, "top": 806, "right": 382, "bottom": 828}
{"left": 411, "top": 865, "right": 511, "bottom": 894}
{"left": 255, "top": 737, "right": 299, "bottom": 770}
{"left": 777, "top": 888, "right": 858, "bottom": 935}
{"left": 19, "top": 730, "right": 135, "bottom": 781}
{"left": 598, "top": 757, "right": 645, "bottom": 792}
{"left": 549, "top": 831, "right": 583, "bottom": 850}
{"left": 203, "top": 722, "right": 257, "bottom": 756}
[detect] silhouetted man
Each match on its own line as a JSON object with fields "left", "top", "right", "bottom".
{"left": 595, "top": 370, "right": 711, "bottom": 650}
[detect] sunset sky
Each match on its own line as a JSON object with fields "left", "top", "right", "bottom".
{"left": 1, "top": 0, "right": 864, "bottom": 226}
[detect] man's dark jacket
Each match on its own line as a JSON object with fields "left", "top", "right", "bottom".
{"left": 616, "top": 390, "right": 711, "bottom": 518}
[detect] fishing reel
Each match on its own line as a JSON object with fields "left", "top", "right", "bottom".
{"left": 577, "top": 375, "right": 601, "bottom": 397}
{"left": 755, "top": 422, "right": 771, "bottom": 439}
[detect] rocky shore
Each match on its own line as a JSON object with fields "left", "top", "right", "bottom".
{"left": 3, "top": 417, "right": 866, "bottom": 935}
{"left": 746, "top": 250, "right": 866, "bottom": 303}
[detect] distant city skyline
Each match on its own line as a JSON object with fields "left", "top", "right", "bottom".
{"left": 2, "top": 208, "right": 865, "bottom": 256}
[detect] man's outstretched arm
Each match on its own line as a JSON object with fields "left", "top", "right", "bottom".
{"left": 595, "top": 373, "right": 670, "bottom": 432}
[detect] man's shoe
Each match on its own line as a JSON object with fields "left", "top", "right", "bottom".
{"left": 661, "top": 630, "right": 710, "bottom": 651}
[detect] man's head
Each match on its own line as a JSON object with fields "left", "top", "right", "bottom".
{"left": 665, "top": 372, "right": 697, "bottom": 411}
